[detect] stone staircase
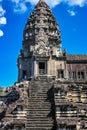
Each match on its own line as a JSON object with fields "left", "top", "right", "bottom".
{"left": 26, "top": 79, "right": 56, "bottom": 130}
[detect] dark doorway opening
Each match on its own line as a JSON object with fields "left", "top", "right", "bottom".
{"left": 23, "top": 70, "right": 27, "bottom": 79}
{"left": 39, "top": 62, "right": 46, "bottom": 74}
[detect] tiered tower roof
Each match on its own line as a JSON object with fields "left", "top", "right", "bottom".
{"left": 23, "top": 0, "right": 61, "bottom": 56}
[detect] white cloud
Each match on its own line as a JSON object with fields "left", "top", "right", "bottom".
{"left": 67, "top": 10, "right": 76, "bottom": 16}
{"left": 13, "top": 2, "right": 27, "bottom": 13}
{"left": 25, "top": 0, "right": 62, "bottom": 7}
{"left": 0, "top": 6, "right": 5, "bottom": 17}
{"left": 45, "top": 0, "right": 62, "bottom": 7}
{"left": 0, "top": 29, "right": 4, "bottom": 37}
{"left": 0, "top": 4, "right": 6, "bottom": 37}
{"left": 25, "top": 0, "right": 38, "bottom": 5}
{"left": 0, "top": 17, "right": 7, "bottom": 24}
{"left": 25, "top": 0, "right": 87, "bottom": 8}
{"left": 65, "top": 0, "right": 87, "bottom": 7}
{"left": 9, "top": 0, "right": 87, "bottom": 13}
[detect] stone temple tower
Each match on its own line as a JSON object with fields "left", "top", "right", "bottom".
{"left": 17, "top": 0, "right": 61, "bottom": 82}
{"left": 0, "top": 0, "right": 87, "bottom": 129}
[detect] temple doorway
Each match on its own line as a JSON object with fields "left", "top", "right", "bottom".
{"left": 39, "top": 62, "right": 47, "bottom": 75}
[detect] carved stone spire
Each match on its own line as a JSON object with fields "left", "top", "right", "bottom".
{"left": 23, "top": 0, "right": 61, "bottom": 57}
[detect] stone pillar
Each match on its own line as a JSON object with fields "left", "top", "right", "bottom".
{"left": 48, "top": 59, "right": 51, "bottom": 76}
{"left": 76, "top": 71, "right": 78, "bottom": 80}
{"left": 45, "top": 61, "right": 47, "bottom": 74}
{"left": 34, "top": 61, "right": 38, "bottom": 77}
{"left": 31, "top": 59, "right": 34, "bottom": 77}
{"left": 65, "top": 64, "right": 69, "bottom": 79}
{"left": 84, "top": 70, "right": 87, "bottom": 80}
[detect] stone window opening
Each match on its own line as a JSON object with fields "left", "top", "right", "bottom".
{"left": 23, "top": 70, "right": 27, "bottom": 79}
{"left": 58, "top": 69, "right": 64, "bottom": 78}
{"left": 77, "top": 71, "right": 85, "bottom": 80}
{"left": 69, "top": 71, "right": 76, "bottom": 79}
{"left": 81, "top": 71, "right": 85, "bottom": 79}
{"left": 72, "top": 71, "right": 76, "bottom": 79}
{"left": 78, "top": 72, "right": 80, "bottom": 79}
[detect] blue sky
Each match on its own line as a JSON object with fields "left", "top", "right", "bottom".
{"left": 0, "top": 0, "right": 87, "bottom": 87}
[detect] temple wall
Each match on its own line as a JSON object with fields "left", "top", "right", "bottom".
{"left": 48, "top": 59, "right": 66, "bottom": 77}
{"left": 48, "top": 59, "right": 56, "bottom": 76}
{"left": 66, "top": 63, "right": 87, "bottom": 80}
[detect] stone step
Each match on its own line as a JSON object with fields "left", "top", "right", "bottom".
{"left": 28, "top": 98, "right": 50, "bottom": 100}
{"left": 30, "top": 84, "right": 51, "bottom": 86}
{"left": 27, "top": 102, "right": 51, "bottom": 105}
{"left": 26, "top": 80, "right": 54, "bottom": 130}
{"left": 29, "top": 93, "right": 48, "bottom": 96}
{"left": 30, "top": 93, "right": 48, "bottom": 96}
{"left": 26, "top": 126, "right": 53, "bottom": 130}
{"left": 26, "top": 113, "right": 51, "bottom": 117}
{"left": 29, "top": 96, "right": 48, "bottom": 99}
{"left": 29, "top": 90, "right": 49, "bottom": 93}
{"left": 26, "top": 124, "right": 53, "bottom": 128}
{"left": 27, "top": 108, "right": 51, "bottom": 111}
{"left": 31, "top": 81, "right": 51, "bottom": 84}
{"left": 27, "top": 105, "right": 51, "bottom": 109}
{"left": 29, "top": 93, "right": 49, "bottom": 96}
{"left": 27, "top": 110, "right": 51, "bottom": 114}
{"left": 28, "top": 99, "right": 48, "bottom": 102}
{"left": 26, "top": 128, "right": 53, "bottom": 130}
{"left": 28, "top": 101, "right": 51, "bottom": 103}
{"left": 29, "top": 85, "right": 51, "bottom": 89}
{"left": 29, "top": 86, "right": 51, "bottom": 88}
{"left": 29, "top": 85, "right": 51, "bottom": 90}
{"left": 28, "top": 99, "right": 50, "bottom": 101}
{"left": 27, "top": 109, "right": 51, "bottom": 112}
{"left": 28, "top": 99, "right": 48, "bottom": 101}
{"left": 29, "top": 95, "right": 48, "bottom": 98}
{"left": 27, "top": 122, "right": 53, "bottom": 126}
{"left": 29, "top": 91, "right": 49, "bottom": 93}
{"left": 27, "top": 104, "right": 51, "bottom": 108}
{"left": 29, "top": 96, "right": 48, "bottom": 98}
{"left": 26, "top": 115, "right": 51, "bottom": 118}
{"left": 27, "top": 110, "right": 51, "bottom": 113}
{"left": 26, "top": 123, "right": 53, "bottom": 127}
{"left": 27, "top": 118, "right": 53, "bottom": 121}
